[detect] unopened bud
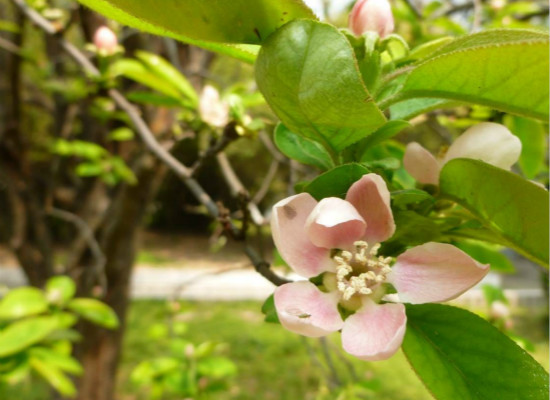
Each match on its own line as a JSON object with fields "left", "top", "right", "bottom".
{"left": 93, "top": 26, "right": 118, "bottom": 55}
{"left": 199, "top": 85, "right": 229, "bottom": 128}
{"left": 348, "top": 0, "right": 394, "bottom": 38}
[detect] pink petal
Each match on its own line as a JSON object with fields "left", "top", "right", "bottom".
{"left": 274, "top": 281, "right": 344, "bottom": 337}
{"left": 305, "top": 198, "right": 366, "bottom": 249}
{"left": 348, "top": 0, "right": 395, "bottom": 38}
{"left": 341, "top": 301, "right": 406, "bottom": 361}
{"left": 443, "top": 122, "right": 522, "bottom": 170}
{"left": 345, "top": 174, "right": 396, "bottom": 243}
{"left": 403, "top": 142, "right": 441, "bottom": 185}
{"left": 388, "top": 242, "right": 490, "bottom": 304}
{"left": 271, "top": 193, "right": 332, "bottom": 278}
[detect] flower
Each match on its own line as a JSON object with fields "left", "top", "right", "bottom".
{"left": 403, "top": 122, "right": 522, "bottom": 185}
{"left": 271, "top": 174, "right": 489, "bottom": 360}
{"left": 199, "top": 85, "right": 230, "bottom": 128}
{"left": 93, "top": 26, "right": 118, "bottom": 56}
{"left": 348, "top": 0, "right": 394, "bottom": 38}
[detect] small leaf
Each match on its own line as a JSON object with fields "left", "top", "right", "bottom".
{"left": 261, "top": 295, "right": 280, "bottom": 324}
{"left": 76, "top": 162, "right": 104, "bottom": 177}
{"left": 30, "top": 357, "right": 77, "bottom": 397}
{"left": 0, "top": 316, "right": 58, "bottom": 357}
{"left": 440, "top": 159, "right": 549, "bottom": 267}
{"left": 46, "top": 276, "right": 76, "bottom": 305}
{"left": 504, "top": 115, "right": 547, "bottom": 179}
{"left": 256, "top": 20, "right": 386, "bottom": 152}
{"left": 391, "top": 189, "right": 434, "bottom": 209}
{"left": 0, "top": 288, "right": 48, "bottom": 320}
{"left": 197, "top": 357, "right": 237, "bottom": 379}
{"left": 107, "top": 127, "right": 134, "bottom": 141}
{"left": 67, "top": 298, "right": 119, "bottom": 329}
{"left": 29, "top": 347, "right": 83, "bottom": 375}
{"left": 403, "top": 304, "right": 549, "bottom": 400}
{"left": 274, "top": 124, "right": 334, "bottom": 170}
{"left": 304, "top": 164, "right": 370, "bottom": 200}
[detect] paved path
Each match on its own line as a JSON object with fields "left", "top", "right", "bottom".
{"left": 0, "top": 267, "right": 544, "bottom": 307}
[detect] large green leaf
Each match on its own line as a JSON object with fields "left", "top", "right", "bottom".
{"left": 30, "top": 358, "right": 77, "bottom": 397}
{"left": 274, "top": 123, "right": 334, "bottom": 170}
{"left": 67, "top": 298, "right": 119, "bottom": 329}
{"left": 77, "top": 0, "right": 259, "bottom": 63}
{"left": 304, "top": 163, "right": 370, "bottom": 200}
{"left": 439, "top": 159, "right": 549, "bottom": 266}
{"left": 29, "top": 347, "right": 83, "bottom": 375}
{"left": 384, "top": 30, "right": 549, "bottom": 120}
{"left": 256, "top": 20, "right": 387, "bottom": 152}
{"left": 0, "top": 316, "right": 58, "bottom": 357}
{"left": 403, "top": 304, "right": 549, "bottom": 400}
{"left": 79, "top": 0, "right": 315, "bottom": 45}
{"left": 0, "top": 288, "right": 48, "bottom": 320}
{"left": 504, "top": 115, "right": 547, "bottom": 179}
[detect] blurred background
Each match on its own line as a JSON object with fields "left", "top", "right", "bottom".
{"left": 0, "top": 0, "right": 548, "bottom": 399}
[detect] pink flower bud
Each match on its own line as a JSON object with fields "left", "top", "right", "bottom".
{"left": 93, "top": 26, "right": 118, "bottom": 54}
{"left": 348, "top": 0, "right": 394, "bottom": 38}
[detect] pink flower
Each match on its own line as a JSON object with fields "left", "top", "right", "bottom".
{"left": 348, "top": 0, "right": 394, "bottom": 38}
{"left": 403, "top": 122, "right": 522, "bottom": 185}
{"left": 199, "top": 85, "right": 230, "bottom": 128}
{"left": 93, "top": 26, "right": 118, "bottom": 55}
{"left": 271, "top": 174, "right": 489, "bottom": 361}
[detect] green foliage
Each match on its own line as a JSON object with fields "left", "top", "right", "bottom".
{"left": 256, "top": 20, "right": 387, "bottom": 152}
{"left": 0, "top": 277, "right": 118, "bottom": 397}
{"left": 273, "top": 124, "right": 334, "bottom": 171}
{"left": 504, "top": 115, "right": 547, "bottom": 179}
{"left": 403, "top": 304, "right": 549, "bottom": 400}
{"left": 260, "top": 294, "right": 279, "bottom": 324}
{"left": 67, "top": 298, "right": 119, "bottom": 329}
{"left": 455, "top": 240, "right": 516, "bottom": 273}
{"left": 383, "top": 30, "right": 549, "bottom": 120}
{"left": 440, "top": 159, "right": 549, "bottom": 267}
{"left": 304, "top": 164, "right": 370, "bottom": 200}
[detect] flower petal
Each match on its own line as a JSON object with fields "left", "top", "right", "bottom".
{"left": 388, "top": 242, "right": 490, "bottom": 304}
{"left": 346, "top": 174, "right": 396, "bottom": 243}
{"left": 271, "top": 193, "right": 332, "bottom": 278}
{"left": 305, "top": 198, "right": 366, "bottom": 250}
{"left": 341, "top": 301, "right": 406, "bottom": 361}
{"left": 274, "top": 281, "right": 344, "bottom": 337}
{"left": 199, "top": 85, "right": 229, "bottom": 128}
{"left": 403, "top": 142, "right": 441, "bottom": 185}
{"left": 443, "top": 122, "right": 522, "bottom": 170}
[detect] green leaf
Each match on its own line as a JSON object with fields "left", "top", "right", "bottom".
{"left": 0, "top": 288, "right": 48, "bottom": 320}
{"left": 504, "top": 115, "right": 547, "bottom": 179}
{"left": 107, "top": 127, "right": 134, "bottom": 141}
{"left": 440, "top": 159, "right": 549, "bottom": 267}
{"left": 256, "top": 20, "right": 387, "bottom": 152}
{"left": 67, "top": 298, "right": 119, "bottom": 329}
{"left": 79, "top": 0, "right": 315, "bottom": 44}
{"left": 391, "top": 189, "right": 434, "bottom": 209}
{"left": 304, "top": 163, "right": 370, "bottom": 200}
{"left": 389, "top": 98, "right": 455, "bottom": 120}
{"left": 355, "top": 120, "right": 411, "bottom": 160}
{"left": 274, "top": 123, "right": 334, "bottom": 170}
{"left": 455, "top": 240, "right": 516, "bottom": 273}
{"left": 29, "top": 347, "right": 83, "bottom": 375}
{"left": 126, "top": 91, "right": 183, "bottom": 107}
{"left": 77, "top": 0, "right": 259, "bottom": 63}
{"left": 135, "top": 51, "right": 198, "bottom": 107}
{"left": 261, "top": 294, "right": 280, "bottom": 324}
{"left": 30, "top": 357, "right": 77, "bottom": 397}
{"left": 385, "top": 30, "right": 549, "bottom": 120}
{"left": 46, "top": 276, "right": 76, "bottom": 305}
{"left": 403, "top": 304, "right": 549, "bottom": 400}
{"left": 76, "top": 162, "right": 104, "bottom": 177}
{"left": 197, "top": 357, "right": 237, "bottom": 379}
{"left": 0, "top": 316, "right": 58, "bottom": 357}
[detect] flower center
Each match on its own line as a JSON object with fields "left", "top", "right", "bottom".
{"left": 332, "top": 241, "right": 392, "bottom": 301}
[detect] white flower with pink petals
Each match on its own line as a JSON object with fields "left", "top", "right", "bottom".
{"left": 271, "top": 173, "right": 489, "bottom": 361}
{"left": 403, "top": 122, "right": 522, "bottom": 185}
{"left": 348, "top": 0, "right": 394, "bottom": 38}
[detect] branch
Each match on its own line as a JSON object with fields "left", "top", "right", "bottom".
{"left": 190, "top": 121, "right": 239, "bottom": 176}
{"left": 252, "top": 159, "right": 279, "bottom": 205}
{"left": 11, "top": 0, "right": 289, "bottom": 287}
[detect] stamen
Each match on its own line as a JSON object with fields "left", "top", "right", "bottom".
{"left": 332, "top": 241, "right": 393, "bottom": 301}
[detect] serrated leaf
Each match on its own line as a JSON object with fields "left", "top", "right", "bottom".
{"left": 0, "top": 316, "right": 58, "bottom": 357}
{"left": 385, "top": 30, "right": 549, "bottom": 120}
{"left": 0, "top": 288, "right": 48, "bottom": 320}
{"left": 79, "top": 0, "right": 315, "bottom": 45}
{"left": 440, "top": 159, "right": 549, "bottom": 267}
{"left": 274, "top": 123, "right": 334, "bottom": 170}
{"left": 256, "top": 20, "right": 387, "bottom": 152}
{"left": 403, "top": 304, "right": 549, "bottom": 400}
{"left": 304, "top": 164, "right": 370, "bottom": 200}
{"left": 67, "top": 298, "right": 119, "bottom": 329}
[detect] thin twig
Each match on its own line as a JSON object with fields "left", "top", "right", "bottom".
{"left": 244, "top": 246, "right": 290, "bottom": 286}
{"left": 0, "top": 36, "right": 22, "bottom": 56}
{"left": 47, "top": 207, "right": 107, "bottom": 291}
{"left": 190, "top": 122, "right": 239, "bottom": 176}
{"left": 252, "top": 159, "right": 279, "bottom": 205}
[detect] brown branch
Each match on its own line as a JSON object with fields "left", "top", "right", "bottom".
{"left": 11, "top": 0, "right": 288, "bottom": 287}
{"left": 252, "top": 159, "right": 279, "bottom": 205}
{"left": 190, "top": 121, "right": 240, "bottom": 176}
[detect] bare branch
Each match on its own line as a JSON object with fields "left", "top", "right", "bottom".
{"left": 252, "top": 159, "right": 279, "bottom": 205}
{"left": 190, "top": 122, "right": 239, "bottom": 176}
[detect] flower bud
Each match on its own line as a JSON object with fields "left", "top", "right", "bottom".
{"left": 348, "top": 0, "right": 394, "bottom": 38}
{"left": 93, "top": 26, "right": 118, "bottom": 55}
